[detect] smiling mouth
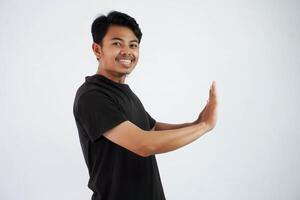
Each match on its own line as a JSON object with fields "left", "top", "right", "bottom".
{"left": 119, "top": 59, "right": 132, "bottom": 65}
{"left": 116, "top": 58, "right": 134, "bottom": 67}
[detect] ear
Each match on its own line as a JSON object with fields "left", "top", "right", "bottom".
{"left": 92, "top": 43, "right": 102, "bottom": 60}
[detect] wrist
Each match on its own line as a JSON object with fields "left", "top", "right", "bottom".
{"left": 191, "top": 119, "right": 198, "bottom": 126}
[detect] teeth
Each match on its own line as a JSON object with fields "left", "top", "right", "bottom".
{"left": 118, "top": 59, "right": 132, "bottom": 65}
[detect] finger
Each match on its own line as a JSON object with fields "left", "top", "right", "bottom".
{"left": 212, "top": 80, "right": 216, "bottom": 88}
{"left": 209, "top": 82, "right": 214, "bottom": 98}
{"left": 209, "top": 81, "right": 218, "bottom": 104}
{"left": 213, "top": 81, "right": 218, "bottom": 102}
{"left": 212, "top": 81, "right": 218, "bottom": 92}
{"left": 213, "top": 81, "right": 217, "bottom": 95}
{"left": 211, "top": 81, "right": 216, "bottom": 92}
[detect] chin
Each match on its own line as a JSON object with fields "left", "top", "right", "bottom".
{"left": 123, "top": 67, "right": 135, "bottom": 75}
{"left": 115, "top": 70, "right": 131, "bottom": 77}
{"left": 124, "top": 70, "right": 132, "bottom": 75}
{"left": 114, "top": 65, "right": 135, "bottom": 76}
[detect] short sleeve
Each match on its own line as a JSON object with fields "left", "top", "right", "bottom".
{"left": 146, "top": 111, "right": 156, "bottom": 130}
{"left": 77, "top": 91, "right": 127, "bottom": 142}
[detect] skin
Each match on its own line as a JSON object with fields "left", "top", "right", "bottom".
{"left": 92, "top": 25, "right": 139, "bottom": 84}
{"left": 92, "top": 25, "right": 218, "bottom": 157}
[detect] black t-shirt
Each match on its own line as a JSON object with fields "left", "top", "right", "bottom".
{"left": 73, "top": 74, "right": 166, "bottom": 200}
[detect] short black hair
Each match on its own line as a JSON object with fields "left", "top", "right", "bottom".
{"left": 91, "top": 11, "right": 142, "bottom": 45}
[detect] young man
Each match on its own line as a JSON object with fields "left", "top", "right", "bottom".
{"left": 73, "top": 11, "right": 218, "bottom": 200}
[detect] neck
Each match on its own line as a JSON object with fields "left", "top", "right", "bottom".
{"left": 96, "top": 67, "right": 127, "bottom": 84}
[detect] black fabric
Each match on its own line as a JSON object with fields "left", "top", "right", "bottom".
{"left": 73, "top": 74, "right": 165, "bottom": 200}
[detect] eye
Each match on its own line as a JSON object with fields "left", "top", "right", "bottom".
{"left": 112, "top": 42, "right": 121, "bottom": 46}
{"left": 130, "top": 43, "right": 139, "bottom": 49}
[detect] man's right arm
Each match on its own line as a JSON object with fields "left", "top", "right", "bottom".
{"left": 103, "top": 120, "right": 211, "bottom": 157}
{"left": 103, "top": 81, "right": 218, "bottom": 157}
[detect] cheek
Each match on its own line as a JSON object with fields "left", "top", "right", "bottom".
{"left": 135, "top": 56, "right": 139, "bottom": 63}
{"left": 134, "top": 52, "right": 139, "bottom": 61}
{"left": 106, "top": 51, "right": 119, "bottom": 62}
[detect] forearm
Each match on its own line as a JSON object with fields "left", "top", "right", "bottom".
{"left": 143, "top": 122, "right": 210, "bottom": 156}
{"left": 154, "top": 121, "right": 196, "bottom": 130}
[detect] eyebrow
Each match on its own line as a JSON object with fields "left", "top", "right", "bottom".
{"left": 110, "top": 37, "right": 139, "bottom": 43}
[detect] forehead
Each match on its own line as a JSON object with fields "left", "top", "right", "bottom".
{"left": 103, "top": 25, "right": 138, "bottom": 42}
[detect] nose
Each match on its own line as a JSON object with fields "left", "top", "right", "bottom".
{"left": 120, "top": 45, "right": 132, "bottom": 56}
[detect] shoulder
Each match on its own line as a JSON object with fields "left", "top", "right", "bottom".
{"left": 74, "top": 89, "right": 116, "bottom": 116}
{"left": 78, "top": 90, "right": 114, "bottom": 106}
{"left": 75, "top": 79, "right": 116, "bottom": 104}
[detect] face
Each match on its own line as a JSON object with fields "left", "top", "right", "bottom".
{"left": 93, "top": 25, "right": 140, "bottom": 77}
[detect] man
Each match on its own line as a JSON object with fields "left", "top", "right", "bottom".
{"left": 73, "top": 11, "right": 218, "bottom": 200}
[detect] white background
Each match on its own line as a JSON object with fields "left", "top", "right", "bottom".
{"left": 1, "top": 0, "right": 299, "bottom": 199}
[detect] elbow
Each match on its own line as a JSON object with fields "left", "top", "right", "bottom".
{"left": 137, "top": 143, "right": 156, "bottom": 157}
{"left": 134, "top": 130, "right": 157, "bottom": 157}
